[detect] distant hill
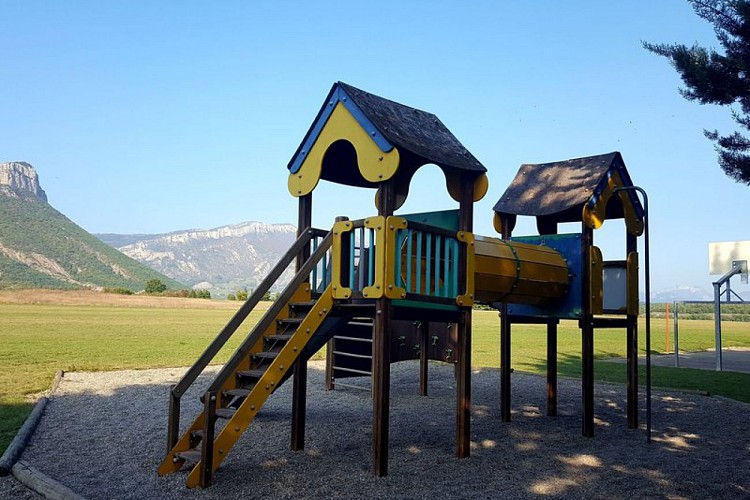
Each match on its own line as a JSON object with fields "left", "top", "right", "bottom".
{"left": 645, "top": 286, "right": 715, "bottom": 303}
{"left": 96, "top": 221, "right": 298, "bottom": 297}
{"left": 0, "top": 162, "right": 183, "bottom": 291}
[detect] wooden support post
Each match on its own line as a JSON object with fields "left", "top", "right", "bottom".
{"left": 500, "top": 308, "right": 511, "bottom": 422}
{"left": 372, "top": 301, "right": 391, "bottom": 476}
{"left": 456, "top": 312, "right": 471, "bottom": 457}
{"left": 167, "top": 386, "right": 180, "bottom": 452}
{"left": 542, "top": 221, "right": 558, "bottom": 418}
{"left": 325, "top": 338, "right": 335, "bottom": 391}
{"left": 418, "top": 321, "right": 428, "bottom": 397}
{"left": 290, "top": 366, "right": 307, "bottom": 452}
{"left": 581, "top": 225, "right": 595, "bottom": 437}
{"left": 199, "top": 391, "right": 216, "bottom": 488}
{"left": 372, "top": 181, "right": 394, "bottom": 476}
{"left": 291, "top": 194, "right": 312, "bottom": 451}
{"left": 626, "top": 232, "right": 638, "bottom": 428}
{"left": 546, "top": 322, "right": 558, "bottom": 417}
{"left": 456, "top": 173, "right": 473, "bottom": 458}
{"left": 500, "top": 217, "right": 512, "bottom": 423}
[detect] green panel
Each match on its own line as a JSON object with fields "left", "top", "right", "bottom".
{"left": 392, "top": 299, "right": 460, "bottom": 312}
{"left": 400, "top": 209, "right": 459, "bottom": 232}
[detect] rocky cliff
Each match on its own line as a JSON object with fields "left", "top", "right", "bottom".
{"left": 97, "top": 222, "right": 298, "bottom": 296}
{"left": 0, "top": 162, "right": 183, "bottom": 291}
{"left": 0, "top": 161, "right": 48, "bottom": 201}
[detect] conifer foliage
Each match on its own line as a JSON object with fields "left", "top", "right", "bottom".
{"left": 645, "top": 0, "right": 750, "bottom": 185}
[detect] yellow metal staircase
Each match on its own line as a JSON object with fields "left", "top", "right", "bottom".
{"left": 157, "top": 227, "right": 336, "bottom": 488}
{"left": 158, "top": 285, "right": 335, "bottom": 487}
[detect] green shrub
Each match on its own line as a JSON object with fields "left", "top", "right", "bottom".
{"left": 145, "top": 279, "right": 167, "bottom": 294}
{"left": 103, "top": 287, "right": 133, "bottom": 295}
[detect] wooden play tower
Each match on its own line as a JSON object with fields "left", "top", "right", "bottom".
{"left": 158, "top": 82, "right": 646, "bottom": 488}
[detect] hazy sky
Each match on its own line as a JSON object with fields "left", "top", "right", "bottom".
{"left": 2, "top": 1, "right": 749, "bottom": 295}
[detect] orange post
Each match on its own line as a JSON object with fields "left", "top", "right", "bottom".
{"left": 665, "top": 303, "right": 670, "bottom": 353}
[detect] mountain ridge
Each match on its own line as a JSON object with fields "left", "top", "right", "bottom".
{"left": 97, "top": 221, "right": 298, "bottom": 296}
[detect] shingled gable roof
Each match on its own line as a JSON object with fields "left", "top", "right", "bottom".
{"left": 493, "top": 151, "right": 644, "bottom": 224}
{"left": 288, "top": 82, "right": 486, "bottom": 178}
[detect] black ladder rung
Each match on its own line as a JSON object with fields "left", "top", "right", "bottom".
{"left": 333, "top": 335, "right": 373, "bottom": 343}
{"left": 333, "top": 381, "right": 371, "bottom": 391}
{"left": 347, "top": 321, "right": 374, "bottom": 327}
{"left": 333, "top": 350, "right": 372, "bottom": 360}
{"left": 332, "top": 366, "right": 372, "bottom": 376}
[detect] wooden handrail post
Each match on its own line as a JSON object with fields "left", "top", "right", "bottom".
{"left": 199, "top": 390, "right": 217, "bottom": 488}
{"left": 167, "top": 385, "right": 180, "bottom": 452}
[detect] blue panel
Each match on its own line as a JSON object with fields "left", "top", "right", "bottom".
{"left": 507, "top": 233, "right": 583, "bottom": 320}
{"left": 289, "top": 85, "right": 394, "bottom": 174}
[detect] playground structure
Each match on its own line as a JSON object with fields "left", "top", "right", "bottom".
{"left": 158, "top": 82, "right": 646, "bottom": 488}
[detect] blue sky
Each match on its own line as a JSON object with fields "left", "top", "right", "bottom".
{"left": 1, "top": 1, "right": 748, "bottom": 295}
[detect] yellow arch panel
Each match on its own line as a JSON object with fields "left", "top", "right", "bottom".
{"left": 288, "top": 103, "right": 400, "bottom": 197}
{"left": 445, "top": 171, "right": 489, "bottom": 203}
{"left": 582, "top": 171, "right": 644, "bottom": 236}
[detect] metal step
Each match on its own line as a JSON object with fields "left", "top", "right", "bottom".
{"left": 277, "top": 318, "right": 303, "bottom": 327}
{"left": 289, "top": 301, "right": 316, "bottom": 310}
{"left": 216, "top": 408, "right": 236, "bottom": 419}
{"left": 265, "top": 334, "right": 293, "bottom": 342}
{"left": 236, "top": 369, "right": 265, "bottom": 379}
{"left": 223, "top": 388, "right": 251, "bottom": 398}
{"left": 334, "top": 303, "right": 376, "bottom": 317}
{"left": 252, "top": 351, "right": 279, "bottom": 360}
{"left": 188, "top": 430, "right": 203, "bottom": 448}
{"left": 174, "top": 449, "right": 201, "bottom": 464}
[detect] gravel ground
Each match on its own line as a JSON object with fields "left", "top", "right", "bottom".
{"left": 11, "top": 361, "right": 750, "bottom": 499}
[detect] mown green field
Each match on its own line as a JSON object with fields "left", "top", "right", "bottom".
{"left": 1, "top": 297, "right": 749, "bottom": 454}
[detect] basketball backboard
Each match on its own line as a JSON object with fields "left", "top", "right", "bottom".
{"left": 709, "top": 241, "right": 750, "bottom": 282}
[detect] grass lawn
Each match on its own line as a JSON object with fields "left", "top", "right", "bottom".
{"left": 1, "top": 291, "right": 749, "bottom": 454}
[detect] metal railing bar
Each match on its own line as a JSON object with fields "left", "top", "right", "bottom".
{"left": 416, "top": 232, "right": 422, "bottom": 295}
{"left": 406, "top": 229, "right": 413, "bottom": 293}
{"left": 434, "top": 235, "right": 441, "bottom": 296}
{"left": 426, "top": 233, "right": 432, "bottom": 296}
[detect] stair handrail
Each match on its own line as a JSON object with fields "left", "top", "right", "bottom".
{"left": 206, "top": 229, "right": 333, "bottom": 394}
{"left": 171, "top": 227, "right": 327, "bottom": 399}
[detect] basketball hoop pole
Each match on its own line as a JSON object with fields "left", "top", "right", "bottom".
{"left": 614, "top": 185, "right": 651, "bottom": 443}
{"left": 712, "top": 261, "right": 747, "bottom": 371}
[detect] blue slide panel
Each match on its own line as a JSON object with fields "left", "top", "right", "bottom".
{"left": 507, "top": 233, "right": 583, "bottom": 320}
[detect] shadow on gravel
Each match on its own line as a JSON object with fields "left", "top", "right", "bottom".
{"left": 16, "top": 362, "right": 750, "bottom": 499}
